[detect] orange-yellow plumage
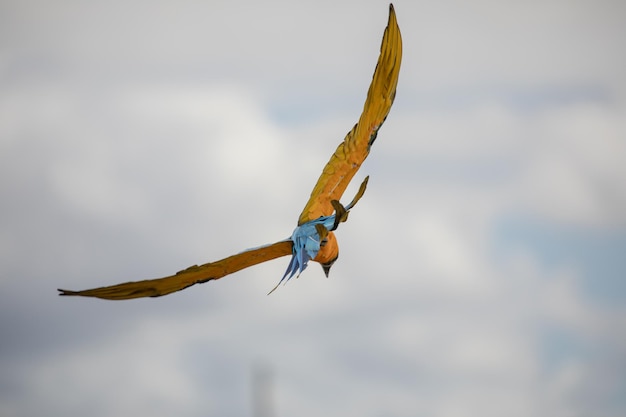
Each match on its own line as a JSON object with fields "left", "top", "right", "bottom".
{"left": 58, "top": 4, "right": 402, "bottom": 300}
{"left": 298, "top": 4, "right": 402, "bottom": 225}
{"left": 58, "top": 241, "right": 293, "bottom": 300}
{"left": 312, "top": 231, "right": 338, "bottom": 265}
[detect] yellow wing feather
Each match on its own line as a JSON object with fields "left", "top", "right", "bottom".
{"left": 298, "top": 4, "right": 402, "bottom": 225}
{"left": 58, "top": 240, "right": 293, "bottom": 300}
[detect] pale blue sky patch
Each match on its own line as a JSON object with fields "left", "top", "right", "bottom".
{"left": 495, "top": 215, "right": 626, "bottom": 304}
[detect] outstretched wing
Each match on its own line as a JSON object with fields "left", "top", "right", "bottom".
{"left": 58, "top": 240, "right": 293, "bottom": 300}
{"left": 298, "top": 4, "right": 402, "bottom": 225}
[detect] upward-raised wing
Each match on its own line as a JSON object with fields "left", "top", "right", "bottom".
{"left": 298, "top": 4, "right": 402, "bottom": 225}
{"left": 58, "top": 240, "right": 293, "bottom": 300}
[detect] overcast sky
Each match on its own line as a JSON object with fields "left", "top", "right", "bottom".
{"left": 1, "top": 1, "right": 625, "bottom": 416}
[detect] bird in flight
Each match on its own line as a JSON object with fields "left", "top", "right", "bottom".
{"left": 58, "top": 4, "right": 402, "bottom": 300}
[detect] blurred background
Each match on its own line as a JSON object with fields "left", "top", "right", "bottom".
{"left": 1, "top": 1, "right": 625, "bottom": 416}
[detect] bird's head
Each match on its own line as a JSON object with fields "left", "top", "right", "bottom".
{"left": 313, "top": 231, "right": 339, "bottom": 277}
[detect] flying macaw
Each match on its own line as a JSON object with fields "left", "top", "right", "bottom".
{"left": 58, "top": 4, "right": 402, "bottom": 300}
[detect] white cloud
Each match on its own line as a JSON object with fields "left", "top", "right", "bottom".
{"left": 518, "top": 103, "right": 626, "bottom": 227}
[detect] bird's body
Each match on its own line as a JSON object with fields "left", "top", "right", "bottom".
{"left": 58, "top": 4, "right": 402, "bottom": 300}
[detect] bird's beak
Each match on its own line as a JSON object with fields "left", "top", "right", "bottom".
{"left": 321, "top": 255, "right": 337, "bottom": 277}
